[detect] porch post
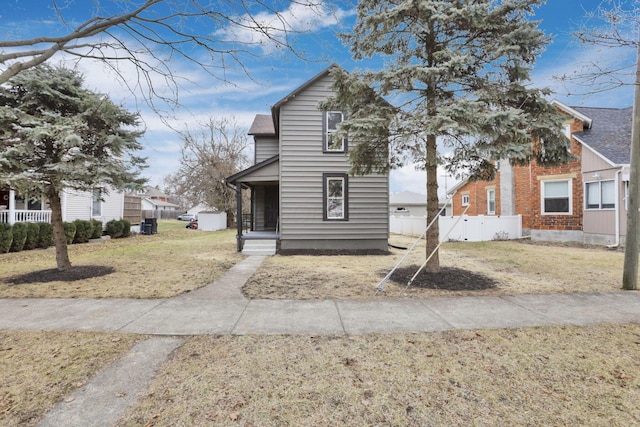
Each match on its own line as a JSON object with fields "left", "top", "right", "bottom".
{"left": 8, "top": 190, "right": 15, "bottom": 225}
{"left": 236, "top": 182, "right": 243, "bottom": 252}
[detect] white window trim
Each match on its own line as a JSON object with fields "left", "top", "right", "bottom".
{"left": 541, "top": 179, "right": 573, "bottom": 215}
{"left": 585, "top": 179, "right": 616, "bottom": 210}
{"left": 461, "top": 194, "right": 470, "bottom": 207}
{"left": 487, "top": 189, "right": 496, "bottom": 215}
{"left": 92, "top": 189, "right": 102, "bottom": 217}
{"left": 324, "top": 111, "right": 345, "bottom": 152}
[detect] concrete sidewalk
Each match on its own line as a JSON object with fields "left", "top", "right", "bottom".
{"left": 2, "top": 256, "right": 640, "bottom": 336}
{"left": 7, "top": 256, "right": 638, "bottom": 427}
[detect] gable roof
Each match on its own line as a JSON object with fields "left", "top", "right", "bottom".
{"left": 248, "top": 114, "right": 276, "bottom": 136}
{"left": 571, "top": 106, "right": 632, "bottom": 165}
{"left": 270, "top": 63, "right": 341, "bottom": 135}
{"left": 225, "top": 155, "right": 279, "bottom": 185}
{"left": 389, "top": 191, "right": 427, "bottom": 206}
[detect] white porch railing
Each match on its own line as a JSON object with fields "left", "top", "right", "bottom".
{"left": 0, "top": 210, "right": 52, "bottom": 224}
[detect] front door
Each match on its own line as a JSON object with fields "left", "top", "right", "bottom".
{"left": 264, "top": 186, "right": 279, "bottom": 230}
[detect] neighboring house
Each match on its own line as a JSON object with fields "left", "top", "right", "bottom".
{"left": 140, "top": 186, "right": 180, "bottom": 218}
{"left": 450, "top": 100, "right": 631, "bottom": 246}
{"left": 141, "top": 197, "right": 181, "bottom": 213}
{"left": 389, "top": 191, "right": 452, "bottom": 217}
{"left": 226, "top": 64, "right": 389, "bottom": 252}
{"left": 0, "top": 187, "right": 139, "bottom": 226}
{"left": 389, "top": 191, "right": 426, "bottom": 217}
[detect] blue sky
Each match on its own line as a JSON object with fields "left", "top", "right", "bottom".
{"left": 1, "top": 1, "right": 636, "bottom": 197}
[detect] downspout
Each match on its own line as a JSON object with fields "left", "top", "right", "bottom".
{"left": 224, "top": 179, "right": 243, "bottom": 252}
{"left": 607, "top": 168, "right": 623, "bottom": 248}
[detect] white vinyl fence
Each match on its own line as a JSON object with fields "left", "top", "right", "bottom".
{"left": 390, "top": 214, "right": 522, "bottom": 242}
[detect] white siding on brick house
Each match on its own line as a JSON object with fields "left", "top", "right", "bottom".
{"left": 278, "top": 73, "right": 388, "bottom": 249}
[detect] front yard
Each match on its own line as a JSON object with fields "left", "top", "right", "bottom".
{"left": 1, "top": 230, "right": 639, "bottom": 426}
{"left": 0, "top": 223, "right": 630, "bottom": 300}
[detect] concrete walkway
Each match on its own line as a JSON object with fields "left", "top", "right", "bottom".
{"left": 4, "top": 256, "right": 638, "bottom": 427}
{"left": 2, "top": 256, "right": 640, "bottom": 335}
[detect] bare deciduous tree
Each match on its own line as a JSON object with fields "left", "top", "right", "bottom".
{"left": 0, "top": 0, "right": 340, "bottom": 107}
{"left": 565, "top": 0, "right": 640, "bottom": 290}
{"left": 164, "top": 117, "right": 249, "bottom": 226}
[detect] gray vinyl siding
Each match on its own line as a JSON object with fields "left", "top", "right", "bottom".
{"left": 279, "top": 74, "right": 388, "bottom": 243}
{"left": 254, "top": 187, "right": 266, "bottom": 231}
{"left": 255, "top": 136, "right": 279, "bottom": 163}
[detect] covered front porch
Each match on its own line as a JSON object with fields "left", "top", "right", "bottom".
{"left": 226, "top": 155, "right": 280, "bottom": 252}
{"left": 0, "top": 189, "right": 52, "bottom": 224}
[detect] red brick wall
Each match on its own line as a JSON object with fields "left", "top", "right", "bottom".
{"left": 452, "top": 114, "right": 585, "bottom": 233}
{"left": 520, "top": 117, "right": 584, "bottom": 231}
{"left": 452, "top": 175, "right": 500, "bottom": 216}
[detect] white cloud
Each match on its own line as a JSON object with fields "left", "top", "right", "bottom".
{"left": 216, "top": 1, "right": 353, "bottom": 53}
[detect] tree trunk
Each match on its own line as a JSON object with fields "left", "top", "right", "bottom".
{"left": 46, "top": 188, "right": 72, "bottom": 271}
{"left": 425, "top": 133, "right": 440, "bottom": 273}
{"left": 622, "top": 36, "right": 640, "bottom": 290}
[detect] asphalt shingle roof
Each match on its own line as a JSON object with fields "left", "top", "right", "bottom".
{"left": 571, "top": 106, "right": 632, "bottom": 165}
{"left": 248, "top": 114, "right": 276, "bottom": 136}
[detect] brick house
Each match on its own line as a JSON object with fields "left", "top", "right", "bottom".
{"left": 449, "top": 100, "right": 631, "bottom": 245}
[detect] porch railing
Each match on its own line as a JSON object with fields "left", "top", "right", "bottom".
{"left": 0, "top": 210, "right": 52, "bottom": 224}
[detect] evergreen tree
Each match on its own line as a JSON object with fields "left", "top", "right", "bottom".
{"left": 326, "top": 0, "right": 573, "bottom": 271}
{"left": 0, "top": 65, "right": 146, "bottom": 270}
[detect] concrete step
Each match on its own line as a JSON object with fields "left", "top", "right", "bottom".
{"left": 242, "top": 239, "right": 276, "bottom": 256}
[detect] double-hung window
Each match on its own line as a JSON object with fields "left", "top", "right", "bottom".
{"left": 541, "top": 179, "right": 572, "bottom": 214}
{"left": 586, "top": 180, "right": 615, "bottom": 210}
{"left": 323, "top": 111, "right": 346, "bottom": 152}
{"left": 323, "top": 173, "right": 348, "bottom": 220}
{"left": 92, "top": 189, "right": 102, "bottom": 217}
{"left": 487, "top": 189, "right": 496, "bottom": 215}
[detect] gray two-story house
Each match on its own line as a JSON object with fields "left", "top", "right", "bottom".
{"left": 226, "top": 65, "right": 389, "bottom": 253}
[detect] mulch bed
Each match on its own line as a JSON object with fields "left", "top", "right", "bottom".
{"left": 385, "top": 265, "right": 497, "bottom": 291}
{"left": 4, "top": 265, "right": 115, "bottom": 285}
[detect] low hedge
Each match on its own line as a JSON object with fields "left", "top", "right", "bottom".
{"left": 73, "top": 219, "right": 93, "bottom": 243}
{"left": 24, "top": 223, "right": 40, "bottom": 250}
{"left": 0, "top": 223, "right": 12, "bottom": 253}
{"left": 63, "top": 222, "right": 76, "bottom": 245}
{"left": 90, "top": 219, "right": 103, "bottom": 239}
{"left": 0, "top": 218, "right": 132, "bottom": 254}
{"left": 37, "top": 222, "right": 53, "bottom": 249}
{"left": 9, "top": 222, "right": 27, "bottom": 252}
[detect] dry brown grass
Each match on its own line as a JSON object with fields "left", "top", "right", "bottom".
{"left": 243, "top": 235, "right": 630, "bottom": 299}
{"left": 0, "top": 331, "right": 142, "bottom": 427}
{"left": 0, "top": 222, "right": 241, "bottom": 298}
{"left": 117, "top": 324, "right": 640, "bottom": 427}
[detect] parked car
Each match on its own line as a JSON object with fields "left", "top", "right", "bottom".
{"left": 177, "top": 213, "right": 196, "bottom": 221}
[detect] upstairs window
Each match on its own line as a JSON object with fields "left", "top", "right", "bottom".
{"left": 461, "top": 194, "right": 469, "bottom": 206}
{"left": 541, "top": 179, "right": 571, "bottom": 214}
{"left": 323, "top": 111, "right": 346, "bottom": 152}
{"left": 323, "top": 173, "right": 348, "bottom": 220}
{"left": 586, "top": 180, "right": 615, "bottom": 210}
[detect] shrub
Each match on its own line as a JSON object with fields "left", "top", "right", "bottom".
{"left": 90, "top": 219, "right": 103, "bottom": 239}
{"left": 38, "top": 222, "right": 53, "bottom": 249}
{"left": 0, "top": 223, "right": 13, "bottom": 253}
{"left": 24, "top": 223, "right": 40, "bottom": 250}
{"left": 73, "top": 219, "right": 93, "bottom": 243}
{"left": 105, "top": 219, "right": 123, "bottom": 238}
{"left": 121, "top": 219, "right": 131, "bottom": 238}
{"left": 63, "top": 221, "right": 76, "bottom": 245}
{"left": 10, "top": 222, "right": 27, "bottom": 252}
